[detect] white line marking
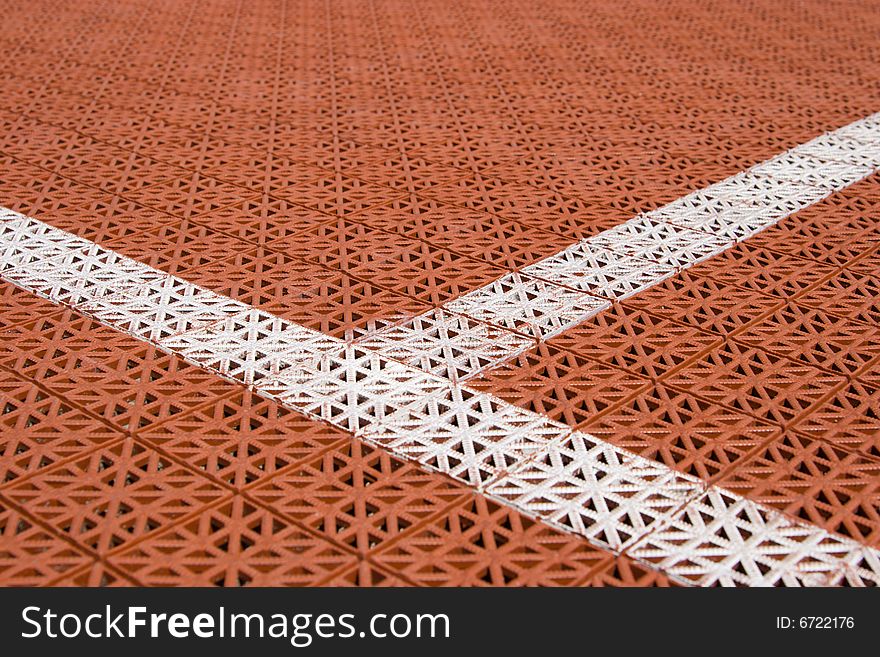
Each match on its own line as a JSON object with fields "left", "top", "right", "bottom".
{"left": 351, "top": 309, "right": 534, "bottom": 383}
{"left": 356, "top": 113, "right": 880, "bottom": 384}
{"left": 444, "top": 272, "right": 610, "bottom": 340}
{"left": 0, "top": 209, "right": 875, "bottom": 587}
{"left": 2, "top": 113, "right": 879, "bottom": 586}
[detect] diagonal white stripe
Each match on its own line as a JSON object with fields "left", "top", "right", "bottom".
{"left": 2, "top": 113, "right": 879, "bottom": 586}
{"left": 356, "top": 112, "right": 880, "bottom": 384}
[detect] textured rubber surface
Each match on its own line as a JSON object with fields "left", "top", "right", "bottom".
{"left": 1, "top": 282, "right": 630, "bottom": 586}
{"left": 1, "top": 0, "right": 880, "bottom": 587}
{"left": 3, "top": 208, "right": 878, "bottom": 588}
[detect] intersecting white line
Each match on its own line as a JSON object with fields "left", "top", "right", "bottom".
{"left": 2, "top": 113, "right": 880, "bottom": 587}
{"left": 356, "top": 113, "right": 880, "bottom": 383}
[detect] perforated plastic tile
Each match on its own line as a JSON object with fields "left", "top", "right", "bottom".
{"left": 60, "top": 150, "right": 190, "bottom": 196}
{"left": 195, "top": 196, "right": 328, "bottom": 245}
{"left": 421, "top": 175, "right": 601, "bottom": 228}
{"left": 546, "top": 303, "right": 721, "bottom": 380}
{"left": 360, "top": 385, "right": 571, "bottom": 489}
{"left": 100, "top": 219, "right": 253, "bottom": 275}
{"left": 829, "top": 548, "right": 880, "bottom": 587}
{"left": 47, "top": 561, "right": 136, "bottom": 587}
{"left": 36, "top": 200, "right": 167, "bottom": 238}
{"left": 0, "top": 374, "right": 122, "bottom": 486}
{"left": 323, "top": 562, "right": 413, "bottom": 587}
{"left": 584, "top": 555, "right": 679, "bottom": 587}
{"left": 629, "top": 488, "right": 861, "bottom": 586}
{"left": 4, "top": 0, "right": 880, "bottom": 588}
{"left": 4, "top": 238, "right": 169, "bottom": 307}
{"left": 201, "top": 154, "right": 330, "bottom": 197}
{"left": 249, "top": 440, "right": 468, "bottom": 554}
{"left": 792, "top": 381, "right": 880, "bottom": 460}
{"left": 667, "top": 340, "right": 845, "bottom": 426}
{"left": 274, "top": 173, "right": 406, "bottom": 218}
{"left": 757, "top": 151, "right": 874, "bottom": 192}
{"left": 849, "top": 244, "right": 880, "bottom": 276}
{"left": 701, "top": 172, "right": 828, "bottom": 215}
{"left": 0, "top": 500, "right": 93, "bottom": 586}
{"left": 187, "top": 250, "right": 432, "bottom": 341}
{"left": 287, "top": 220, "right": 510, "bottom": 306}
{"left": 0, "top": 157, "right": 59, "bottom": 205}
{"left": 584, "top": 214, "right": 732, "bottom": 270}
{"left": 354, "top": 308, "right": 534, "bottom": 382}
{"left": 624, "top": 269, "right": 784, "bottom": 336}
{"left": 859, "top": 362, "right": 880, "bottom": 393}
{"left": 4, "top": 438, "right": 229, "bottom": 555}
{"left": 121, "top": 173, "right": 260, "bottom": 220}
{"left": 0, "top": 279, "right": 61, "bottom": 328}
{"left": 484, "top": 149, "right": 727, "bottom": 209}
{"left": 295, "top": 140, "right": 397, "bottom": 176}
{"left": 721, "top": 432, "right": 880, "bottom": 546}
{"left": 0, "top": 312, "right": 237, "bottom": 432}
{"left": 798, "top": 132, "right": 880, "bottom": 169}
{"left": 358, "top": 206, "right": 574, "bottom": 271}
{"left": 836, "top": 115, "right": 880, "bottom": 144}
{"left": 346, "top": 154, "right": 470, "bottom": 195}
{"left": 737, "top": 303, "right": 880, "bottom": 379}
{"left": 81, "top": 274, "right": 248, "bottom": 343}
{"left": 579, "top": 383, "right": 780, "bottom": 481}
{"left": 798, "top": 268, "right": 880, "bottom": 327}
{"left": 138, "top": 389, "right": 350, "bottom": 490}
{"left": 748, "top": 201, "right": 880, "bottom": 267}
{"left": 1, "top": 213, "right": 96, "bottom": 274}
{"left": 109, "top": 496, "right": 352, "bottom": 586}
{"left": 648, "top": 186, "right": 776, "bottom": 243}
{"left": 445, "top": 272, "right": 610, "bottom": 340}
{"left": 408, "top": 140, "right": 532, "bottom": 174}
{"left": 468, "top": 343, "right": 651, "bottom": 428}
{"left": 271, "top": 218, "right": 403, "bottom": 266}
{"left": 230, "top": 339, "right": 452, "bottom": 433}
{"left": 487, "top": 431, "right": 703, "bottom": 550}
{"left": 689, "top": 242, "right": 837, "bottom": 299}
{"left": 160, "top": 309, "right": 351, "bottom": 383}
{"left": 0, "top": 172, "right": 107, "bottom": 217}
{"left": 0, "top": 309, "right": 150, "bottom": 376}
{"left": 522, "top": 241, "right": 677, "bottom": 301}
{"left": 373, "top": 495, "right": 611, "bottom": 586}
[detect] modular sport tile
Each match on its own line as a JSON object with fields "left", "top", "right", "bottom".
{"left": 1, "top": 0, "right": 880, "bottom": 588}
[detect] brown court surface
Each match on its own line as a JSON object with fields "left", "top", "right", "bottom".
{"left": 0, "top": 0, "right": 879, "bottom": 586}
